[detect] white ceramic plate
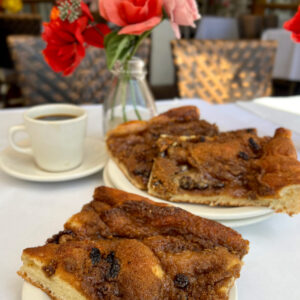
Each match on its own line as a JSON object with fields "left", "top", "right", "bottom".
{"left": 107, "top": 159, "right": 273, "bottom": 221}
{"left": 0, "top": 138, "right": 108, "bottom": 182}
{"left": 103, "top": 162, "right": 115, "bottom": 188}
{"left": 22, "top": 282, "right": 49, "bottom": 300}
{"left": 22, "top": 281, "right": 238, "bottom": 300}
{"left": 103, "top": 163, "right": 273, "bottom": 228}
{"left": 219, "top": 212, "right": 273, "bottom": 228}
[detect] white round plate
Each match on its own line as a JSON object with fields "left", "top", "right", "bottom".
{"left": 103, "top": 163, "right": 273, "bottom": 228}
{"left": 220, "top": 212, "right": 273, "bottom": 228}
{"left": 0, "top": 138, "right": 108, "bottom": 182}
{"left": 103, "top": 162, "right": 115, "bottom": 188}
{"left": 22, "top": 282, "right": 49, "bottom": 300}
{"left": 107, "top": 159, "right": 273, "bottom": 221}
{"left": 22, "top": 281, "right": 238, "bottom": 300}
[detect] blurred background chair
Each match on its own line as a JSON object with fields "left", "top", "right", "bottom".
{"left": 196, "top": 15, "right": 278, "bottom": 41}
{"left": 195, "top": 16, "right": 239, "bottom": 40}
{"left": 150, "top": 20, "right": 178, "bottom": 100}
{"left": 238, "top": 15, "right": 264, "bottom": 39}
{"left": 7, "top": 35, "right": 151, "bottom": 106}
{"left": 238, "top": 14, "right": 278, "bottom": 40}
{"left": 0, "top": 13, "right": 41, "bottom": 107}
{"left": 262, "top": 28, "right": 300, "bottom": 82}
{"left": 0, "top": 13, "right": 41, "bottom": 68}
{"left": 171, "top": 39, "right": 277, "bottom": 104}
{"left": 262, "top": 28, "right": 300, "bottom": 95}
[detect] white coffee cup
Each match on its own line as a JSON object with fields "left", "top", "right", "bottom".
{"left": 9, "top": 104, "right": 87, "bottom": 172}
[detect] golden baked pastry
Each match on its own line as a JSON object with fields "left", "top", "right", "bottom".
{"left": 106, "top": 106, "right": 218, "bottom": 190}
{"left": 106, "top": 106, "right": 300, "bottom": 215}
{"left": 148, "top": 128, "right": 300, "bottom": 215}
{"left": 18, "top": 187, "right": 249, "bottom": 300}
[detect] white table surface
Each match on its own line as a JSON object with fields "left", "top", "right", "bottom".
{"left": 1, "top": 99, "right": 300, "bottom": 300}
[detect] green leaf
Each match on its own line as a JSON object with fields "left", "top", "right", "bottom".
{"left": 104, "top": 32, "right": 136, "bottom": 70}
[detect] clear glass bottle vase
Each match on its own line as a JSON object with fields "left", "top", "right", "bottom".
{"left": 103, "top": 57, "right": 157, "bottom": 133}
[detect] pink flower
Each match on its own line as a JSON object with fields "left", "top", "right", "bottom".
{"left": 163, "top": 0, "right": 201, "bottom": 38}
{"left": 99, "top": 0, "right": 163, "bottom": 35}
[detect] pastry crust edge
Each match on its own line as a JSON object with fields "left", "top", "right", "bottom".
{"left": 148, "top": 184, "right": 300, "bottom": 216}
{"left": 106, "top": 146, "right": 148, "bottom": 190}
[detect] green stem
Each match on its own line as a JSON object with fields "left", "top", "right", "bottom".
{"left": 122, "top": 32, "right": 151, "bottom": 121}
{"left": 128, "top": 31, "right": 151, "bottom": 61}
{"left": 110, "top": 79, "right": 120, "bottom": 121}
{"left": 121, "top": 78, "right": 128, "bottom": 123}
{"left": 130, "top": 79, "right": 142, "bottom": 120}
{"left": 121, "top": 62, "right": 129, "bottom": 122}
{"left": 119, "top": 31, "right": 151, "bottom": 123}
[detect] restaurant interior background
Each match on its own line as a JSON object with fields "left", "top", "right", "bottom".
{"left": 0, "top": 0, "right": 300, "bottom": 108}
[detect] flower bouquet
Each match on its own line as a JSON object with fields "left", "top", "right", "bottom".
{"left": 43, "top": 0, "right": 200, "bottom": 131}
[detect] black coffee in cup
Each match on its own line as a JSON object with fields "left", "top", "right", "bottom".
{"left": 36, "top": 114, "right": 77, "bottom": 121}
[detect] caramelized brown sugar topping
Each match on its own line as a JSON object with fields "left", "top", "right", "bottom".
{"left": 24, "top": 238, "right": 241, "bottom": 300}
{"left": 21, "top": 187, "right": 248, "bottom": 300}
{"left": 60, "top": 187, "right": 249, "bottom": 258}
{"left": 106, "top": 106, "right": 219, "bottom": 189}
{"left": 149, "top": 128, "right": 300, "bottom": 200}
{"left": 25, "top": 239, "right": 168, "bottom": 300}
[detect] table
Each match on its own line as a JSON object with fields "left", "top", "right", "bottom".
{"left": 262, "top": 28, "right": 300, "bottom": 81}
{"left": 1, "top": 99, "right": 300, "bottom": 300}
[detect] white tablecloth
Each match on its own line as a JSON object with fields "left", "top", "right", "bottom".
{"left": 238, "top": 96, "right": 300, "bottom": 139}
{"left": 262, "top": 28, "right": 300, "bottom": 81}
{"left": 1, "top": 99, "right": 300, "bottom": 300}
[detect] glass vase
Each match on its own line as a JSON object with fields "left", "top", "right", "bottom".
{"left": 103, "top": 57, "right": 157, "bottom": 133}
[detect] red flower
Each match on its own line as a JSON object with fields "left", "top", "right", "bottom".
{"left": 43, "top": 16, "right": 87, "bottom": 76}
{"left": 99, "top": 0, "right": 163, "bottom": 35}
{"left": 83, "top": 23, "right": 111, "bottom": 48}
{"left": 284, "top": 7, "right": 300, "bottom": 43}
{"left": 43, "top": 3, "right": 110, "bottom": 75}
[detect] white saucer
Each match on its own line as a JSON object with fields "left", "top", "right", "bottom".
{"left": 103, "top": 163, "right": 273, "bottom": 228}
{"left": 106, "top": 159, "right": 273, "bottom": 221}
{"left": 0, "top": 138, "right": 108, "bottom": 182}
{"left": 22, "top": 281, "right": 238, "bottom": 300}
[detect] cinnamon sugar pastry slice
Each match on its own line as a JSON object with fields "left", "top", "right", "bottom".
{"left": 148, "top": 128, "right": 300, "bottom": 215}
{"left": 106, "top": 106, "right": 218, "bottom": 190}
{"left": 18, "top": 187, "right": 249, "bottom": 300}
